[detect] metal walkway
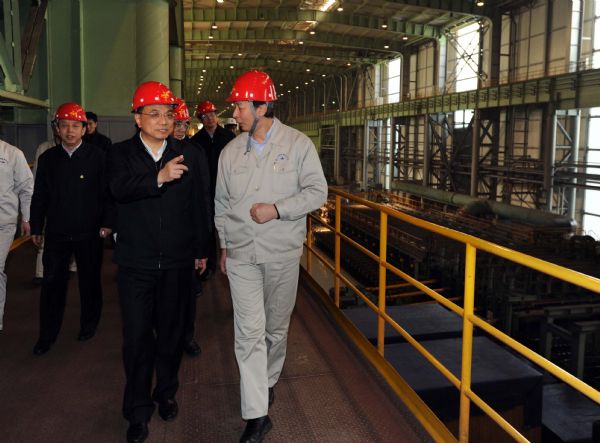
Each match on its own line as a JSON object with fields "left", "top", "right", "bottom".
{"left": 0, "top": 243, "right": 430, "bottom": 442}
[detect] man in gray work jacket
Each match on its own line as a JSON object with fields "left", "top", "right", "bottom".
{"left": 215, "top": 70, "right": 328, "bottom": 443}
{"left": 0, "top": 138, "right": 33, "bottom": 331}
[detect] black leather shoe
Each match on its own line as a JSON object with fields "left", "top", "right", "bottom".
{"left": 268, "top": 387, "right": 274, "bottom": 407}
{"left": 77, "top": 330, "right": 95, "bottom": 341}
{"left": 126, "top": 421, "right": 148, "bottom": 443}
{"left": 200, "top": 268, "right": 214, "bottom": 282}
{"left": 158, "top": 398, "right": 178, "bottom": 421}
{"left": 239, "top": 416, "right": 272, "bottom": 443}
{"left": 33, "top": 339, "right": 52, "bottom": 356}
{"left": 184, "top": 339, "right": 201, "bottom": 356}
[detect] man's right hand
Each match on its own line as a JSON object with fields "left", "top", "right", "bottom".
{"left": 32, "top": 235, "right": 43, "bottom": 247}
{"left": 157, "top": 155, "right": 188, "bottom": 185}
{"left": 219, "top": 248, "right": 227, "bottom": 274}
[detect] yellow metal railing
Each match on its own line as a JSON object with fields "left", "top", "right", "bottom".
{"left": 9, "top": 235, "right": 30, "bottom": 252}
{"left": 305, "top": 188, "right": 600, "bottom": 443}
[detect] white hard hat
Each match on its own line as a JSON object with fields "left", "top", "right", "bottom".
{"left": 225, "top": 117, "right": 237, "bottom": 126}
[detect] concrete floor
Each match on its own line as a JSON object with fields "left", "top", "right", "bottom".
{"left": 0, "top": 242, "right": 430, "bottom": 442}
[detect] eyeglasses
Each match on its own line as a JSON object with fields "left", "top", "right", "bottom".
{"left": 175, "top": 121, "right": 190, "bottom": 128}
{"left": 137, "top": 111, "right": 175, "bottom": 121}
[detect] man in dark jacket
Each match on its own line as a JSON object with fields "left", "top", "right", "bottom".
{"left": 190, "top": 100, "right": 235, "bottom": 275}
{"left": 83, "top": 111, "right": 112, "bottom": 151}
{"left": 30, "top": 102, "right": 113, "bottom": 356}
{"left": 172, "top": 98, "right": 203, "bottom": 358}
{"left": 108, "top": 81, "right": 211, "bottom": 443}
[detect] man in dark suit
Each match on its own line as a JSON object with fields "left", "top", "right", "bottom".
{"left": 190, "top": 100, "right": 235, "bottom": 276}
{"left": 172, "top": 98, "right": 203, "bottom": 358}
{"left": 107, "top": 81, "right": 211, "bottom": 443}
{"left": 30, "top": 102, "right": 113, "bottom": 355}
{"left": 83, "top": 111, "right": 112, "bottom": 151}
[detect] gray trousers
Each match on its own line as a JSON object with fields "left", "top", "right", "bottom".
{"left": 226, "top": 256, "right": 300, "bottom": 419}
{"left": 0, "top": 223, "right": 17, "bottom": 330}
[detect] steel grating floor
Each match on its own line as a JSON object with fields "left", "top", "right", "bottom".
{"left": 0, "top": 243, "right": 431, "bottom": 442}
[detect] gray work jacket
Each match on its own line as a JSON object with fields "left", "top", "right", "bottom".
{"left": 215, "top": 118, "right": 328, "bottom": 264}
{"left": 0, "top": 140, "right": 33, "bottom": 225}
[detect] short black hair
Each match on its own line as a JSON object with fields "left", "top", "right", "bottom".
{"left": 252, "top": 101, "right": 274, "bottom": 118}
{"left": 85, "top": 111, "right": 98, "bottom": 122}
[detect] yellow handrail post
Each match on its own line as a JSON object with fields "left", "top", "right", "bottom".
{"left": 459, "top": 243, "right": 477, "bottom": 443}
{"left": 334, "top": 195, "right": 342, "bottom": 308}
{"left": 378, "top": 211, "right": 388, "bottom": 357}
{"left": 306, "top": 216, "right": 313, "bottom": 274}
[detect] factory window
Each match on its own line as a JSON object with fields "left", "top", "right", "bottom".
{"left": 593, "top": 2, "right": 600, "bottom": 68}
{"left": 583, "top": 107, "right": 600, "bottom": 238}
{"left": 386, "top": 58, "right": 401, "bottom": 103}
{"left": 453, "top": 22, "right": 480, "bottom": 128}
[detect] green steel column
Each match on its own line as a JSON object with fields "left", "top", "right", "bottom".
{"left": 170, "top": 45, "right": 183, "bottom": 98}
{"left": 363, "top": 120, "right": 369, "bottom": 189}
{"left": 470, "top": 110, "right": 480, "bottom": 197}
{"left": 169, "top": 0, "right": 184, "bottom": 97}
{"left": 544, "top": 103, "right": 557, "bottom": 211}
{"left": 567, "top": 111, "right": 581, "bottom": 220}
{"left": 136, "top": 0, "right": 169, "bottom": 85}
{"left": 489, "top": 15, "right": 501, "bottom": 87}
{"left": 334, "top": 123, "right": 340, "bottom": 184}
{"left": 47, "top": 0, "right": 82, "bottom": 110}
{"left": 423, "top": 114, "right": 431, "bottom": 187}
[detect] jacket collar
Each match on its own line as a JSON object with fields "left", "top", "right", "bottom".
{"left": 134, "top": 134, "right": 183, "bottom": 157}
{"left": 262, "top": 118, "right": 283, "bottom": 149}
{"left": 59, "top": 141, "right": 90, "bottom": 159}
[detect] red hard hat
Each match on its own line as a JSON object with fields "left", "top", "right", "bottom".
{"left": 226, "top": 70, "right": 277, "bottom": 102}
{"left": 174, "top": 98, "right": 191, "bottom": 121}
{"left": 196, "top": 101, "right": 217, "bottom": 117}
{"left": 54, "top": 102, "right": 87, "bottom": 122}
{"left": 131, "top": 81, "right": 176, "bottom": 111}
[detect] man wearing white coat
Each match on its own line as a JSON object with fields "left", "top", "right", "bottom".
{"left": 215, "top": 70, "right": 328, "bottom": 443}
{"left": 0, "top": 139, "right": 33, "bottom": 330}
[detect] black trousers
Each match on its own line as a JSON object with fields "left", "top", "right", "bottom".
{"left": 207, "top": 228, "right": 217, "bottom": 271}
{"left": 184, "top": 275, "right": 198, "bottom": 343}
{"left": 118, "top": 266, "right": 192, "bottom": 423}
{"left": 39, "top": 236, "right": 103, "bottom": 343}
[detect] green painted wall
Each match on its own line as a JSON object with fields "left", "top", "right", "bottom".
{"left": 47, "top": 0, "right": 82, "bottom": 111}
{"left": 45, "top": 0, "right": 171, "bottom": 118}
{"left": 80, "top": 0, "right": 137, "bottom": 116}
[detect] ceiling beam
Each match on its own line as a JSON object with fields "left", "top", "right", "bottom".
{"left": 381, "top": 0, "right": 493, "bottom": 17}
{"left": 185, "top": 29, "right": 411, "bottom": 52}
{"left": 187, "top": 69, "right": 340, "bottom": 85}
{"left": 187, "top": 58, "right": 349, "bottom": 74}
{"left": 184, "top": 7, "right": 441, "bottom": 38}
{"left": 184, "top": 41, "right": 388, "bottom": 64}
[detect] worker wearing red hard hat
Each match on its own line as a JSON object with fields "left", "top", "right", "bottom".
{"left": 190, "top": 100, "right": 235, "bottom": 279}
{"left": 107, "top": 81, "right": 211, "bottom": 443}
{"left": 172, "top": 98, "right": 191, "bottom": 141}
{"left": 30, "top": 102, "right": 113, "bottom": 356}
{"left": 214, "top": 70, "right": 328, "bottom": 442}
